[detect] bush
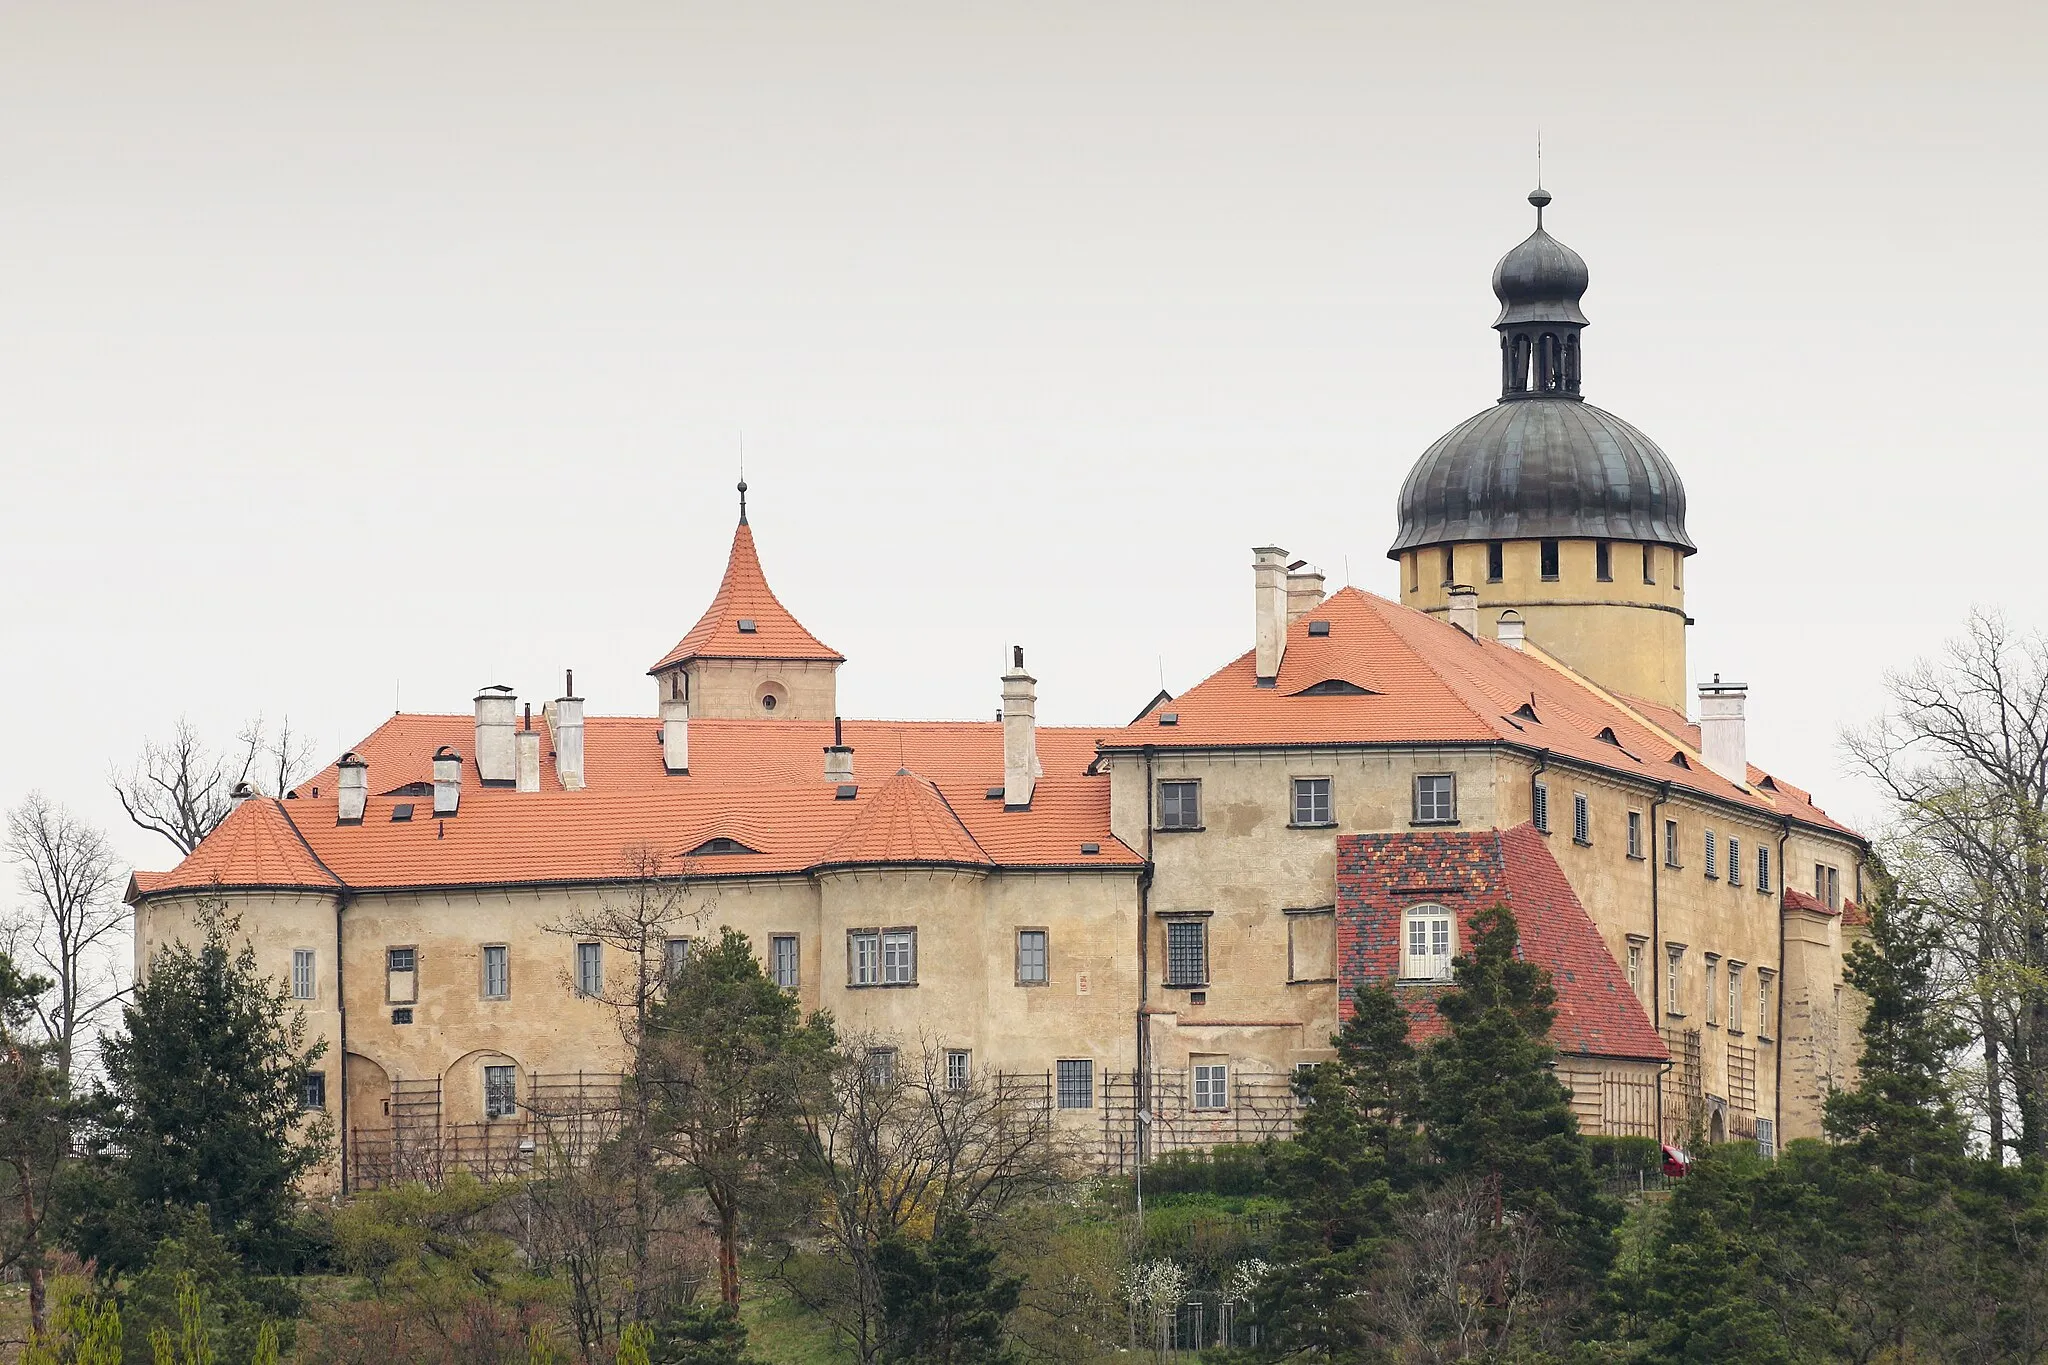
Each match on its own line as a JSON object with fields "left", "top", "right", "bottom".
{"left": 1137, "top": 1145, "right": 1277, "bottom": 1199}
{"left": 1585, "top": 1136, "right": 1663, "bottom": 1177}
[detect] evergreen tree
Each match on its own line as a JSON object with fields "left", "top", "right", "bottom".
{"left": 1631, "top": 1146, "right": 1800, "bottom": 1365}
{"left": 645, "top": 1303, "right": 754, "bottom": 1365}
{"left": 875, "top": 1213, "right": 1021, "bottom": 1364}
{"left": 60, "top": 899, "right": 328, "bottom": 1276}
{"left": 1, "top": 948, "right": 72, "bottom": 1333}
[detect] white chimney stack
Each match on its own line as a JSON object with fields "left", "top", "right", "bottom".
{"left": 515, "top": 705, "right": 541, "bottom": 793}
{"left": 1496, "top": 609, "right": 1526, "bottom": 651}
{"left": 1447, "top": 583, "right": 1480, "bottom": 638}
{"left": 1001, "top": 647, "right": 1040, "bottom": 810}
{"left": 1253, "top": 546, "right": 1288, "bottom": 683}
{"left": 824, "top": 715, "right": 853, "bottom": 783}
{"left": 432, "top": 745, "right": 462, "bottom": 816}
{"left": 552, "top": 670, "right": 586, "bottom": 791}
{"left": 1285, "top": 562, "right": 1326, "bottom": 625}
{"left": 230, "top": 781, "right": 256, "bottom": 810}
{"left": 661, "top": 676, "right": 690, "bottom": 775}
{"left": 1698, "top": 675, "right": 1749, "bottom": 784}
{"left": 474, "top": 685, "right": 517, "bottom": 786}
{"left": 337, "top": 753, "right": 368, "bottom": 824}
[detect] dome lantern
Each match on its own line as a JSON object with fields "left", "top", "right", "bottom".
{"left": 1493, "top": 187, "right": 1592, "bottom": 399}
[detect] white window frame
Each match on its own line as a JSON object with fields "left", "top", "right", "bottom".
{"left": 945, "top": 1049, "right": 972, "bottom": 1092}
{"left": 1758, "top": 969, "right": 1775, "bottom": 1038}
{"left": 1402, "top": 906, "right": 1455, "bottom": 981}
{"left": 771, "top": 934, "right": 800, "bottom": 988}
{"left": 1291, "top": 777, "right": 1333, "bottom": 827}
{"left": 1727, "top": 962, "right": 1746, "bottom": 1035}
{"left": 483, "top": 1063, "right": 519, "bottom": 1119}
{"left": 292, "top": 949, "right": 315, "bottom": 1001}
{"left": 1193, "top": 1062, "right": 1230, "bottom": 1111}
{"left": 1666, "top": 944, "right": 1686, "bottom": 1016}
{"left": 850, "top": 931, "right": 881, "bottom": 986}
{"left": 1626, "top": 938, "right": 1645, "bottom": 995}
{"left": 881, "top": 929, "right": 917, "bottom": 985}
{"left": 1414, "top": 774, "right": 1456, "bottom": 824}
{"left": 482, "top": 944, "right": 510, "bottom": 1000}
{"left": 575, "top": 941, "right": 603, "bottom": 998}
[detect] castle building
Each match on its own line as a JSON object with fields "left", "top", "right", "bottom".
{"left": 129, "top": 191, "right": 1867, "bottom": 1190}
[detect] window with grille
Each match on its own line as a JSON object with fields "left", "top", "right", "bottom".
{"left": 850, "top": 931, "right": 881, "bottom": 985}
{"left": 1056, "top": 1059, "right": 1094, "bottom": 1109}
{"left": 575, "top": 942, "right": 603, "bottom": 998}
{"left": 1414, "top": 774, "right": 1455, "bottom": 824}
{"left": 1292, "top": 777, "right": 1333, "bottom": 826}
{"left": 1729, "top": 837, "right": 1742, "bottom": 886}
{"left": 484, "top": 1064, "right": 518, "bottom": 1119}
{"left": 1572, "top": 793, "right": 1591, "bottom": 845}
{"left": 1193, "top": 1062, "right": 1229, "bottom": 1110}
{"left": 1705, "top": 830, "right": 1718, "bottom": 879}
{"left": 301, "top": 1071, "right": 326, "bottom": 1111}
{"left": 292, "top": 949, "right": 315, "bottom": 1001}
{"left": 1728, "top": 964, "right": 1746, "bottom": 1033}
{"left": 946, "top": 1050, "right": 971, "bottom": 1092}
{"left": 1533, "top": 782, "right": 1550, "bottom": 833}
{"left": 1159, "top": 781, "right": 1201, "bottom": 830}
{"left": 1758, "top": 846, "right": 1772, "bottom": 893}
{"left": 482, "top": 945, "right": 509, "bottom": 1000}
{"left": 882, "top": 929, "right": 917, "bottom": 985}
{"left": 1016, "top": 930, "right": 1048, "bottom": 985}
{"left": 1627, "top": 811, "right": 1643, "bottom": 858}
{"left": 664, "top": 937, "right": 692, "bottom": 982}
{"left": 1705, "top": 957, "right": 1719, "bottom": 1024}
{"left": 867, "top": 1048, "right": 897, "bottom": 1086}
{"left": 1664, "top": 820, "right": 1681, "bottom": 868}
{"left": 771, "top": 935, "right": 799, "bottom": 988}
{"left": 1165, "top": 920, "right": 1208, "bottom": 987}
{"left": 1403, "top": 908, "right": 1454, "bottom": 980}
{"left": 1540, "top": 539, "right": 1560, "bottom": 580}
{"left": 1666, "top": 946, "right": 1685, "bottom": 1015}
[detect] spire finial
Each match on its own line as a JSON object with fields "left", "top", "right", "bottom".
{"left": 1528, "top": 185, "right": 1552, "bottom": 229}
{"left": 737, "top": 478, "right": 749, "bottom": 525}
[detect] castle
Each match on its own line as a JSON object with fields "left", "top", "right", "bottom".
{"left": 130, "top": 190, "right": 1867, "bottom": 1190}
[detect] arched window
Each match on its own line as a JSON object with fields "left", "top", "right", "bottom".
{"left": 1539, "top": 333, "right": 1559, "bottom": 390}
{"left": 1510, "top": 334, "right": 1531, "bottom": 392}
{"left": 1402, "top": 906, "right": 1455, "bottom": 980}
{"left": 1563, "top": 333, "right": 1581, "bottom": 391}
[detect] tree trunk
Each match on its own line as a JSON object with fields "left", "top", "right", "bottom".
{"left": 27, "top": 1261, "right": 45, "bottom": 1335}
{"left": 717, "top": 1201, "right": 741, "bottom": 1310}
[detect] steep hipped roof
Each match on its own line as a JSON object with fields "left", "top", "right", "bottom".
{"left": 126, "top": 797, "right": 341, "bottom": 899}
{"left": 648, "top": 520, "right": 843, "bottom": 674}
{"left": 818, "top": 770, "right": 992, "bottom": 869}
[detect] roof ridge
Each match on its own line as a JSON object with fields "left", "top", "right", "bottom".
{"left": 270, "top": 797, "right": 349, "bottom": 891}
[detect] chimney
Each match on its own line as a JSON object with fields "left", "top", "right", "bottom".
{"left": 1001, "top": 646, "right": 1040, "bottom": 810}
{"left": 474, "top": 685, "right": 517, "bottom": 785}
{"left": 1285, "top": 562, "right": 1326, "bottom": 625}
{"left": 1496, "top": 609, "right": 1526, "bottom": 651}
{"left": 1253, "top": 546, "right": 1288, "bottom": 683}
{"left": 824, "top": 715, "right": 853, "bottom": 783}
{"left": 337, "top": 753, "right": 368, "bottom": 824}
{"left": 515, "top": 705, "right": 541, "bottom": 793}
{"left": 432, "top": 745, "right": 462, "bottom": 816}
{"left": 1447, "top": 583, "right": 1479, "bottom": 638}
{"left": 1698, "top": 675, "right": 1749, "bottom": 784}
{"left": 229, "top": 780, "right": 256, "bottom": 810}
{"left": 553, "top": 671, "right": 585, "bottom": 791}
{"left": 661, "top": 671, "right": 689, "bottom": 775}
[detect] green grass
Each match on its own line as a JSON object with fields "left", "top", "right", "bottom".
{"left": 738, "top": 1273, "right": 856, "bottom": 1365}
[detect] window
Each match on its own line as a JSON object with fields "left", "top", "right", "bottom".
{"left": 1016, "top": 929, "right": 1049, "bottom": 985}
{"left": 1626, "top": 939, "right": 1645, "bottom": 995}
{"left": 1292, "top": 777, "right": 1333, "bottom": 826}
{"left": 664, "top": 937, "right": 692, "bottom": 982}
{"left": 1487, "top": 541, "right": 1504, "bottom": 581}
{"left": 867, "top": 1048, "right": 897, "bottom": 1086}
{"left": 1627, "top": 811, "right": 1643, "bottom": 859}
{"left": 292, "top": 949, "right": 315, "bottom": 1001}
{"left": 882, "top": 929, "right": 917, "bottom": 985}
{"left": 575, "top": 942, "right": 602, "bottom": 998}
{"left": 1193, "top": 1062, "right": 1229, "bottom": 1110}
{"left": 850, "top": 931, "right": 881, "bottom": 986}
{"left": 1756, "top": 1117, "right": 1776, "bottom": 1160}
{"left": 1666, "top": 945, "right": 1685, "bottom": 1016}
{"left": 1414, "top": 774, "right": 1456, "bottom": 824}
{"left": 1572, "top": 793, "right": 1591, "bottom": 845}
{"left": 484, "top": 1064, "right": 518, "bottom": 1119}
{"left": 1540, "top": 539, "right": 1560, "bottom": 580}
{"left": 1643, "top": 544, "right": 1656, "bottom": 584}
{"left": 1705, "top": 830, "right": 1719, "bottom": 879}
{"left": 1165, "top": 920, "right": 1208, "bottom": 987}
{"left": 1403, "top": 908, "right": 1454, "bottom": 981}
{"left": 1729, "top": 837, "right": 1743, "bottom": 887}
{"left": 1596, "top": 541, "right": 1612, "bottom": 581}
{"left": 387, "top": 946, "right": 418, "bottom": 1004}
{"left": 1758, "top": 846, "right": 1773, "bottom": 893}
{"left": 771, "top": 935, "right": 800, "bottom": 989}
{"left": 1441, "top": 546, "right": 1456, "bottom": 586}
{"left": 1664, "top": 820, "right": 1681, "bottom": 868}
{"left": 1532, "top": 781, "right": 1550, "bottom": 834}
{"left": 1056, "top": 1059, "right": 1094, "bottom": 1109}
{"left": 1705, "top": 957, "right": 1719, "bottom": 1025}
{"left": 1159, "top": 780, "right": 1202, "bottom": 830}
{"left": 1727, "top": 963, "right": 1746, "bottom": 1034}
{"left": 1815, "top": 864, "right": 1840, "bottom": 909}
{"left": 946, "top": 1050, "right": 972, "bottom": 1091}
{"left": 1408, "top": 552, "right": 1419, "bottom": 593}
{"left": 302, "top": 1071, "right": 326, "bottom": 1112}
{"left": 482, "top": 945, "right": 509, "bottom": 1000}
{"left": 1758, "top": 970, "right": 1774, "bottom": 1038}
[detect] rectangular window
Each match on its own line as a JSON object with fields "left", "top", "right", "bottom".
{"left": 882, "top": 929, "right": 917, "bottom": 985}
{"left": 575, "top": 942, "right": 603, "bottom": 998}
{"left": 1728, "top": 837, "right": 1743, "bottom": 886}
{"left": 867, "top": 1048, "right": 897, "bottom": 1086}
{"left": 1414, "top": 774, "right": 1456, "bottom": 824}
{"left": 1728, "top": 963, "right": 1746, "bottom": 1034}
{"left": 1666, "top": 945, "right": 1685, "bottom": 1016}
{"left": 1816, "top": 864, "right": 1840, "bottom": 909}
{"left": 1193, "top": 1062, "right": 1229, "bottom": 1110}
{"left": 1596, "top": 541, "right": 1612, "bottom": 581}
{"left": 1626, "top": 939, "right": 1645, "bottom": 995}
{"left": 1404, "top": 911, "right": 1454, "bottom": 980}
{"left": 1540, "top": 538, "right": 1560, "bottom": 580}
{"left": 1758, "top": 846, "right": 1773, "bottom": 893}
{"left": 1487, "top": 541, "right": 1504, "bottom": 582}
{"left": 1165, "top": 919, "right": 1208, "bottom": 987}
{"left": 1756, "top": 1117, "right": 1776, "bottom": 1160}
{"left": 771, "top": 935, "right": 800, "bottom": 989}
{"left": 1572, "top": 793, "right": 1591, "bottom": 845}
{"left": 484, "top": 1064, "right": 518, "bottom": 1119}
{"left": 387, "top": 946, "right": 418, "bottom": 1004}
{"left": 850, "top": 931, "right": 881, "bottom": 986}
{"left": 482, "top": 945, "right": 509, "bottom": 1000}
{"left": 1705, "top": 956, "right": 1720, "bottom": 1025}
{"left": 1409, "top": 552, "right": 1419, "bottom": 593}
{"left": 1159, "top": 780, "right": 1202, "bottom": 830}
{"left": 1705, "top": 830, "right": 1719, "bottom": 879}
{"left": 1016, "top": 929, "right": 1049, "bottom": 985}
{"left": 946, "top": 1049, "right": 972, "bottom": 1092}
{"left": 1292, "top": 777, "right": 1333, "bottom": 826}
{"left": 292, "top": 949, "right": 315, "bottom": 1001}
{"left": 1643, "top": 544, "right": 1656, "bottom": 584}
{"left": 1532, "top": 781, "right": 1550, "bottom": 834}
{"left": 1056, "top": 1058, "right": 1094, "bottom": 1109}
{"left": 301, "top": 1071, "right": 326, "bottom": 1111}
{"left": 1441, "top": 546, "right": 1456, "bottom": 586}
{"left": 1758, "top": 970, "right": 1774, "bottom": 1038}
{"left": 1664, "top": 820, "right": 1681, "bottom": 868}
{"left": 664, "top": 937, "right": 692, "bottom": 982}
{"left": 1627, "top": 810, "right": 1643, "bottom": 859}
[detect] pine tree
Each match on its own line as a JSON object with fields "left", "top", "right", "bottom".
{"left": 1632, "top": 1146, "right": 1799, "bottom": 1365}
{"left": 875, "top": 1213, "right": 1021, "bottom": 1364}
{"left": 1, "top": 948, "right": 71, "bottom": 1334}
{"left": 646, "top": 1303, "right": 754, "bottom": 1365}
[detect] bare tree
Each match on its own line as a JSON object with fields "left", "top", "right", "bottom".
{"left": 1374, "top": 1177, "right": 1572, "bottom": 1364}
{"left": 545, "top": 843, "right": 716, "bottom": 1050}
{"left": 3, "top": 793, "right": 125, "bottom": 1083}
{"left": 110, "top": 714, "right": 317, "bottom": 856}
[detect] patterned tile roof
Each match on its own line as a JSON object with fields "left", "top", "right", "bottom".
{"left": 647, "top": 520, "right": 844, "bottom": 673}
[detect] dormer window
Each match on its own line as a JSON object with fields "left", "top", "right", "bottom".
{"left": 737, "top": 618, "right": 758, "bottom": 633}
{"left": 1402, "top": 907, "right": 1454, "bottom": 981}
{"left": 688, "top": 836, "right": 758, "bottom": 856}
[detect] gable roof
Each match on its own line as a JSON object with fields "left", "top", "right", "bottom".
{"left": 648, "top": 520, "right": 844, "bottom": 674}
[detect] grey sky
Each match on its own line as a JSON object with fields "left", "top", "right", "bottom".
{"left": 3, "top": 1, "right": 2042, "bottom": 874}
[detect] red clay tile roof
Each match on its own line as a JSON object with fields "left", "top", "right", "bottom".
{"left": 1840, "top": 898, "right": 1867, "bottom": 926}
{"left": 125, "top": 798, "right": 342, "bottom": 900}
{"left": 1781, "top": 887, "right": 1841, "bottom": 918}
{"left": 1336, "top": 823, "right": 1667, "bottom": 1063}
{"left": 818, "top": 770, "right": 993, "bottom": 868}
{"left": 648, "top": 521, "right": 843, "bottom": 673}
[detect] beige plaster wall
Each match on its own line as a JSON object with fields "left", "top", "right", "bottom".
{"left": 678, "top": 657, "right": 839, "bottom": 721}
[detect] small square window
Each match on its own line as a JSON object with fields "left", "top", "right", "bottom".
{"left": 1193, "top": 1062, "right": 1229, "bottom": 1110}
{"left": 1159, "top": 781, "right": 1201, "bottom": 830}
{"left": 387, "top": 947, "right": 416, "bottom": 974}
{"left": 1414, "top": 774, "right": 1456, "bottom": 824}
{"left": 292, "top": 949, "right": 315, "bottom": 1001}
{"left": 391, "top": 1007, "right": 413, "bottom": 1025}
{"left": 1540, "top": 539, "right": 1560, "bottom": 580}
{"left": 1016, "top": 929, "right": 1049, "bottom": 985}
{"left": 771, "top": 935, "right": 800, "bottom": 989}
{"left": 1572, "top": 793, "right": 1591, "bottom": 845}
{"left": 484, "top": 1064, "right": 518, "bottom": 1119}
{"left": 1056, "top": 1059, "right": 1094, "bottom": 1109}
{"left": 301, "top": 1071, "right": 326, "bottom": 1111}
{"left": 1165, "top": 920, "right": 1208, "bottom": 987}
{"left": 946, "top": 1049, "right": 972, "bottom": 1092}
{"left": 482, "top": 945, "right": 509, "bottom": 1000}
{"left": 1292, "top": 777, "right": 1333, "bottom": 826}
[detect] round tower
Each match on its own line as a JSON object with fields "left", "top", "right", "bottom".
{"left": 1390, "top": 188, "right": 1694, "bottom": 711}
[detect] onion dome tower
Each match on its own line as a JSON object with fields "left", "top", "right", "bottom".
{"left": 1389, "top": 189, "right": 1695, "bottom": 711}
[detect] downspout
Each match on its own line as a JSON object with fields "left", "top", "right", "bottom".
{"left": 1650, "top": 782, "right": 1672, "bottom": 1143}
{"left": 1774, "top": 818, "right": 1792, "bottom": 1149}
{"left": 1138, "top": 745, "right": 1156, "bottom": 1168}
{"left": 335, "top": 889, "right": 352, "bottom": 1195}
{"left": 1530, "top": 749, "right": 1550, "bottom": 827}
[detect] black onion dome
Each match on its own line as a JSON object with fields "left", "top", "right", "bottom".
{"left": 1388, "top": 398, "right": 1693, "bottom": 555}
{"left": 1492, "top": 225, "right": 1590, "bottom": 327}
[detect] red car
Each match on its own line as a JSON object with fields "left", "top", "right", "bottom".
{"left": 1661, "top": 1143, "right": 1691, "bottom": 1178}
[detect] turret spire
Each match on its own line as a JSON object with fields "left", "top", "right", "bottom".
{"left": 1491, "top": 187, "right": 1589, "bottom": 401}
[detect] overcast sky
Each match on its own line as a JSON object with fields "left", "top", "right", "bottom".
{"left": 3, "top": 1, "right": 2043, "bottom": 875}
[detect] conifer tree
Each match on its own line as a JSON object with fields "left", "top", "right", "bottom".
{"left": 1631, "top": 1146, "right": 1799, "bottom": 1365}
{"left": 875, "top": 1213, "right": 1021, "bottom": 1364}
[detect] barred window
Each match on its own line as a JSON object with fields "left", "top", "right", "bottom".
{"left": 292, "top": 949, "right": 315, "bottom": 1001}
{"left": 1572, "top": 793, "right": 1591, "bottom": 845}
{"left": 482, "top": 945, "right": 509, "bottom": 1000}
{"left": 484, "top": 1064, "right": 518, "bottom": 1119}
{"left": 771, "top": 935, "right": 799, "bottom": 989}
{"left": 1165, "top": 920, "right": 1208, "bottom": 987}
{"left": 946, "top": 1050, "right": 972, "bottom": 1092}
{"left": 1056, "top": 1059, "right": 1094, "bottom": 1109}
{"left": 575, "top": 942, "right": 602, "bottom": 998}
{"left": 1292, "top": 777, "right": 1332, "bottom": 826}
{"left": 1193, "top": 1063, "right": 1229, "bottom": 1110}
{"left": 1532, "top": 781, "right": 1550, "bottom": 833}
{"left": 1158, "top": 780, "right": 1201, "bottom": 829}
{"left": 882, "top": 929, "right": 917, "bottom": 985}
{"left": 1414, "top": 774, "right": 1455, "bottom": 824}
{"left": 1016, "top": 929, "right": 1048, "bottom": 985}
{"left": 301, "top": 1071, "right": 326, "bottom": 1111}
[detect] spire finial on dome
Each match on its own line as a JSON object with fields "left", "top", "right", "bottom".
{"left": 737, "top": 478, "right": 749, "bottom": 525}
{"left": 1529, "top": 186, "right": 1552, "bottom": 228}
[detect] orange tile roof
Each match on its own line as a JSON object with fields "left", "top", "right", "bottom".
{"left": 1781, "top": 887, "right": 1842, "bottom": 918}
{"left": 818, "top": 770, "right": 992, "bottom": 868}
{"left": 125, "top": 798, "right": 341, "bottom": 900}
{"left": 648, "top": 521, "right": 843, "bottom": 673}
